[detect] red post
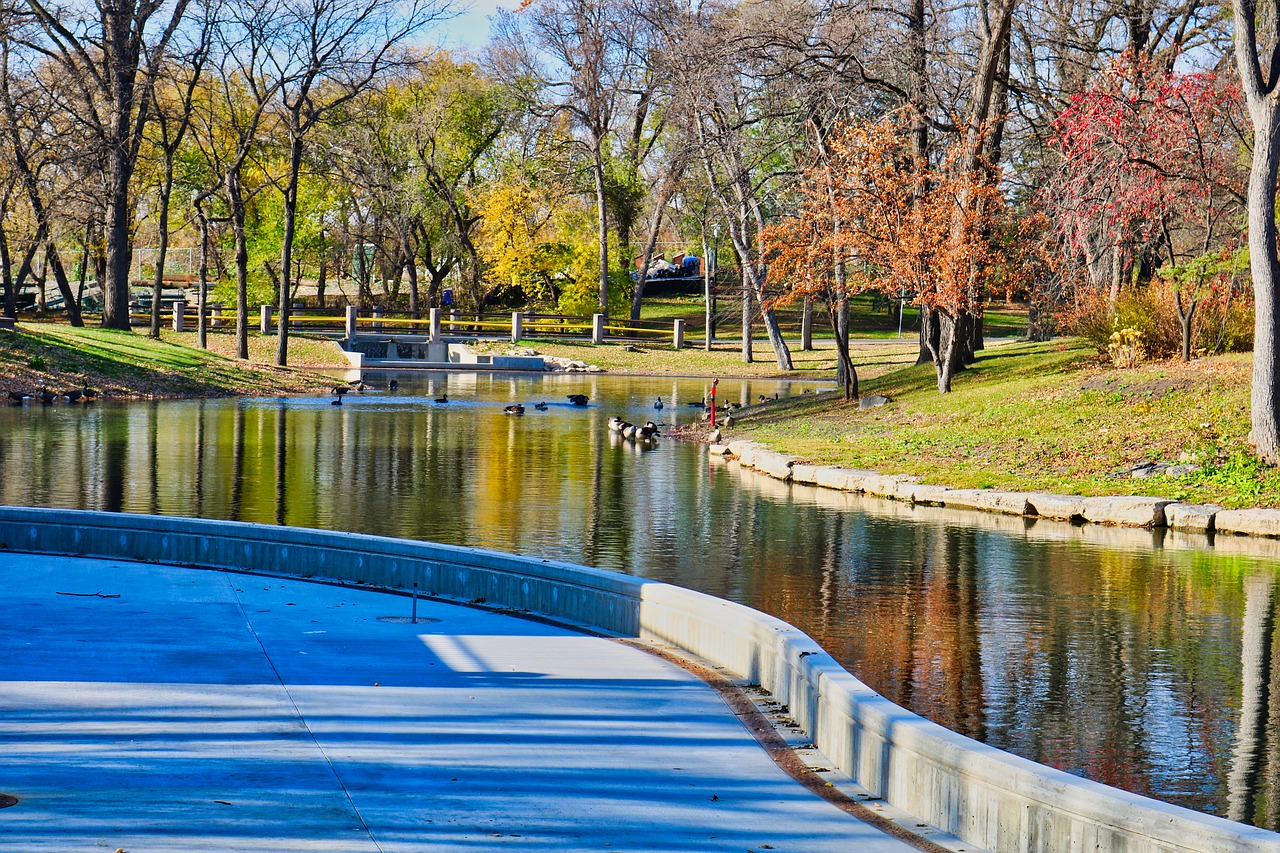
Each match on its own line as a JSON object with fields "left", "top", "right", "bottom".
{"left": 710, "top": 378, "right": 719, "bottom": 427}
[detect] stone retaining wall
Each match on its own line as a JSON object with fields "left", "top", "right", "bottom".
{"left": 721, "top": 440, "right": 1280, "bottom": 538}
{"left": 2, "top": 507, "right": 1276, "bottom": 853}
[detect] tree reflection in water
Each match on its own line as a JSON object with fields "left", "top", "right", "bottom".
{"left": 1, "top": 375, "right": 1279, "bottom": 827}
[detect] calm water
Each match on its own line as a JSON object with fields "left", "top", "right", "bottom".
{"left": 3, "top": 371, "right": 1280, "bottom": 828}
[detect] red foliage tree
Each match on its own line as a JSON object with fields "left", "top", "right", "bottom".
{"left": 763, "top": 113, "right": 1018, "bottom": 394}
{"left": 1043, "top": 55, "right": 1245, "bottom": 301}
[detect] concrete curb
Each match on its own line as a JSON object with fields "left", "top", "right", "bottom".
{"left": 2, "top": 507, "right": 1276, "bottom": 853}
{"left": 719, "top": 441, "right": 1277, "bottom": 538}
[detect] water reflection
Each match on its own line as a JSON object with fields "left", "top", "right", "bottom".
{"left": 1, "top": 371, "right": 1279, "bottom": 828}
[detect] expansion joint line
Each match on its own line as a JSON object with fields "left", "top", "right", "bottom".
{"left": 224, "top": 573, "right": 387, "bottom": 853}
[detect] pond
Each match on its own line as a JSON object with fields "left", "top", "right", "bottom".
{"left": 2, "top": 370, "right": 1278, "bottom": 828}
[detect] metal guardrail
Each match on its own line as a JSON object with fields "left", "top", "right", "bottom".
{"left": 121, "top": 302, "right": 720, "bottom": 347}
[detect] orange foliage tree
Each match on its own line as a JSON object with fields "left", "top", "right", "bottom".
{"left": 763, "top": 112, "right": 1016, "bottom": 395}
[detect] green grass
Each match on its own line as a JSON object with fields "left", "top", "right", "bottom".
{"left": 725, "top": 340, "right": 1279, "bottom": 509}
{"left": 637, "top": 294, "right": 1029, "bottom": 339}
{"left": 485, "top": 336, "right": 918, "bottom": 381}
{"left": 0, "top": 322, "right": 336, "bottom": 399}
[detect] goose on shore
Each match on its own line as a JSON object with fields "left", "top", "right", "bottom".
{"left": 81, "top": 385, "right": 98, "bottom": 401}
{"left": 39, "top": 386, "right": 55, "bottom": 405}
{"left": 389, "top": 380, "right": 399, "bottom": 392}
{"left": 7, "top": 390, "right": 30, "bottom": 403}
{"left": 332, "top": 386, "right": 349, "bottom": 397}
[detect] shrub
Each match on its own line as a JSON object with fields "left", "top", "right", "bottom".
{"left": 1108, "top": 327, "right": 1145, "bottom": 367}
{"left": 1058, "top": 278, "right": 1253, "bottom": 360}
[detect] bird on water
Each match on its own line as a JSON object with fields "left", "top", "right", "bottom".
{"left": 654, "top": 397, "right": 663, "bottom": 410}
{"left": 504, "top": 404, "right": 525, "bottom": 415}
{"left": 434, "top": 394, "right": 448, "bottom": 404}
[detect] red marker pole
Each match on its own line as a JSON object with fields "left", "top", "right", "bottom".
{"left": 710, "top": 378, "right": 719, "bottom": 427}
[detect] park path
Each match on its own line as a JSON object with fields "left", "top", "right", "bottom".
{"left": 0, "top": 552, "right": 928, "bottom": 852}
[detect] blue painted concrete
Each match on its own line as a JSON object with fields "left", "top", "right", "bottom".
{"left": 0, "top": 553, "right": 920, "bottom": 852}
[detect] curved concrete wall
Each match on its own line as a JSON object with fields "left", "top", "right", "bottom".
{"left": 2, "top": 507, "right": 1276, "bottom": 853}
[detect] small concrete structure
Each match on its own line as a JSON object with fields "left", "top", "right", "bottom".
{"left": 674, "top": 318, "right": 686, "bottom": 349}
{"left": 1, "top": 507, "right": 1276, "bottom": 853}
{"left": 336, "top": 338, "right": 547, "bottom": 372}
{"left": 0, "top": 316, "right": 13, "bottom": 331}
{"left": 592, "top": 312, "right": 605, "bottom": 344}
{"left": 260, "top": 303, "right": 272, "bottom": 334}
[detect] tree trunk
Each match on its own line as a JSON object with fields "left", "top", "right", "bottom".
{"left": 45, "top": 244, "right": 83, "bottom": 327}
{"left": 1109, "top": 243, "right": 1125, "bottom": 305}
{"left": 228, "top": 172, "right": 250, "bottom": 360}
{"left": 801, "top": 296, "right": 813, "bottom": 350}
{"left": 918, "top": 306, "right": 939, "bottom": 364}
{"left": 1175, "top": 287, "right": 1198, "bottom": 363}
{"left": 102, "top": 142, "right": 135, "bottom": 330}
{"left": 0, "top": 221, "right": 13, "bottom": 318}
{"left": 403, "top": 233, "right": 419, "bottom": 316}
{"left": 1237, "top": 36, "right": 1280, "bottom": 461}
{"left": 592, "top": 138, "right": 610, "bottom": 315}
{"left": 197, "top": 213, "right": 210, "bottom": 350}
{"left": 317, "top": 246, "right": 327, "bottom": 309}
{"left": 826, "top": 293, "right": 858, "bottom": 400}
{"left": 149, "top": 176, "right": 174, "bottom": 337}
{"left": 277, "top": 135, "right": 303, "bottom": 367}
{"left": 929, "top": 310, "right": 965, "bottom": 393}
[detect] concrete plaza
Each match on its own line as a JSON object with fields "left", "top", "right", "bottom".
{"left": 0, "top": 552, "right": 926, "bottom": 852}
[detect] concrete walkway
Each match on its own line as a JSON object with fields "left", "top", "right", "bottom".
{"left": 0, "top": 553, "right": 925, "bottom": 852}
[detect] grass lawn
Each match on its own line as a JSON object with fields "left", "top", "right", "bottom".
{"left": 721, "top": 339, "right": 1279, "bottom": 509}
{"left": 478, "top": 336, "right": 919, "bottom": 381}
{"left": 0, "top": 322, "right": 339, "bottom": 399}
{"left": 636, "top": 294, "right": 1030, "bottom": 339}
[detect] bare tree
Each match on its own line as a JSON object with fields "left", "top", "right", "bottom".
{"left": 21, "top": 0, "right": 193, "bottom": 329}
{"left": 186, "top": 0, "right": 283, "bottom": 354}
{"left": 659, "top": 0, "right": 797, "bottom": 369}
{"left": 267, "top": 0, "right": 446, "bottom": 366}
{"left": 144, "top": 9, "right": 212, "bottom": 337}
{"left": 0, "top": 22, "right": 85, "bottom": 326}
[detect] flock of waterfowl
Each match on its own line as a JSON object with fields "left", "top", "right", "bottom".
{"left": 327, "top": 380, "right": 671, "bottom": 443}
{"left": 608, "top": 416, "right": 660, "bottom": 442}
{"left": 329, "top": 382, "right": 601, "bottom": 418}
{"left": 4, "top": 384, "right": 98, "bottom": 405}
